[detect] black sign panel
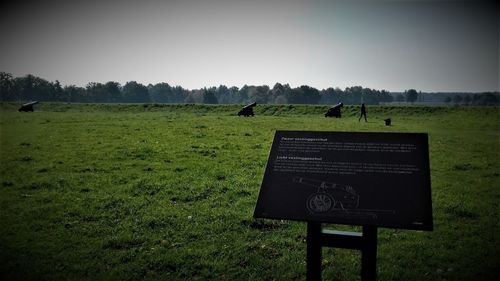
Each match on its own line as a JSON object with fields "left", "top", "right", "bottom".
{"left": 254, "top": 131, "right": 433, "bottom": 230}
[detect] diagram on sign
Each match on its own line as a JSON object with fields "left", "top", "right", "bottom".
{"left": 293, "top": 176, "right": 396, "bottom": 219}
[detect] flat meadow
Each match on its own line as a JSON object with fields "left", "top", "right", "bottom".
{"left": 0, "top": 103, "right": 499, "bottom": 281}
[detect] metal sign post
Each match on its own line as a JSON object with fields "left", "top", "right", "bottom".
{"left": 307, "top": 222, "right": 378, "bottom": 281}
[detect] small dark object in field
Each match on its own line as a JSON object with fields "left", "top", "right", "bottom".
{"left": 18, "top": 101, "right": 39, "bottom": 112}
{"left": 384, "top": 118, "right": 391, "bottom": 126}
{"left": 21, "top": 156, "right": 33, "bottom": 161}
{"left": 2, "top": 181, "right": 14, "bottom": 187}
{"left": 324, "top": 102, "right": 343, "bottom": 118}
{"left": 237, "top": 102, "right": 256, "bottom": 117}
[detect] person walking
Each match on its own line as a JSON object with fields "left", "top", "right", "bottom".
{"left": 359, "top": 103, "right": 367, "bottom": 122}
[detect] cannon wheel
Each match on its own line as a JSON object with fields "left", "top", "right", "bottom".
{"left": 306, "top": 192, "right": 334, "bottom": 214}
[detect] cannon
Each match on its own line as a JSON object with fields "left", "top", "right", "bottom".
{"left": 293, "top": 176, "right": 396, "bottom": 218}
{"left": 293, "top": 176, "right": 359, "bottom": 212}
{"left": 237, "top": 102, "right": 256, "bottom": 117}
{"left": 18, "top": 101, "right": 39, "bottom": 112}
{"left": 324, "top": 102, "right": 343, "bottom": 118}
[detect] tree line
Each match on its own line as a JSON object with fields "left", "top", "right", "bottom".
{"left": 442, "top": 93, "right": 499, "bottom": 106}
{"left": 1, "top": 72, "right": 498, "bottom": 105}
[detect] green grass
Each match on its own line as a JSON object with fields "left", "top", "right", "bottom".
{"left": 1, "top": 103, "right": 499, "bottom": 281}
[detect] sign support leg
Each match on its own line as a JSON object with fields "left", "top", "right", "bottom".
{"left": 361, "top": 226, "right": 377, "bottom": 281}
{"left": 306, "top": 223, "right": 378, "bottom": 281}
{"left": 307, "top": 222, "right": 322, "bottom": 281}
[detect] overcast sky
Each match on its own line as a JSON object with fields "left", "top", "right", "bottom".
{"left": 0, "top": 0, "right": 498, "bottom": 92}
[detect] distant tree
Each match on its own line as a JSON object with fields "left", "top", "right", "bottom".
{"left": 444, "top": 96, "right": 452, "bottom": 104}
{"left": 86, "top": 82, "right": 109, "bottom": 103}
{"left": 0, "top": 72, "right": 15, "bottom": 101}
{"left": 14, "top": 74, "right": 55, "bottom": 101}
{"left": 274, "top": 95, "right": 288, "bottom": 104}
{"left": 463, "top": 95, "right": 471, "bottom": 106}
{"left": 395, "top": 94, "right": 405, "bottom": 102}
{"left": 63, "top": 85, "right": 86, "bottom": 102}
{"left": 184, "top": 93, "right": 195, "bottom": 103}
{"left": 269, "top": 83, "right": 283, "bottom": 104}
{"left": 15, "top": 74, "right": 37, "bottom": 101}
{"left": 248, "top": 85, "right": 270, "bottom": 104}
{"left": 475, "top": 92, "right": 499, "bottom": 106}
{"left": 270, "top": 83, "right": 285, "bottom": 98}
{"left": 228, "top": 86, "right": 239, "bottom": 104}
{"left": 406, "top": 89, "right": 418, "bottom": 103}
{"left": 285, "top": 87, "right": 301, "bottom": 104}
{"left": 302, "top": 85, "right": 321, "bottom": 104}
{"left": 173, "top": 86, "right": 189, "bottom": 103}
{"left": 237, "top": 85, "right": 250, "bottom": 104}
{"left": 105, "top": 82, "right": 122, "bottom": 102}
{"left": 149, "top": 82, "right": 172, "bottom": 103}
{"left": 381, "top": 90, "right": 394, "bottom": 103}
{"left": 1, "top": 73, "right": 67, "bottom": 102}
{"left": 472, "top": 94, "right": 480, "bottom": 105}
{"left": 188, "top": 89, "right": 205, "bottom": 103}
{"left": 51, "top": 80, "right": 64, "bottom": 101}
{"left": 270, "top": 83, "right": 295, "bottom": 104}
{"left": 453, "top": 94, "right": 463, "bottom": 105}
{"left": 361, "top": 88, "right": 374, "bottom": 104}
{"left": 320, "top": 87, "right": 343, "bottom": 104}
{"left": 215, "top": 85, "right": 230, "bottom": 104}
{"left": 122, "top": 81, "right": 150, "bottom": 103}
{"left": 287, "top": 85, "right": 321, "bottom": 104}
{"left": 344, "top": 86, "right": 363, "bottom": 104}
{"left": 203, "top": 89, "right": 218, "bottom": 104}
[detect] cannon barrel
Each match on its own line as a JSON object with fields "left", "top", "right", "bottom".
{"left": 23, "top": 101, "right": 39, "bottom": 106}
{"left": 237, "top": 102, "right": 256, "bottom": 117}
{"left": 328, "top": 102, "right": 343, "bottom": 110}
{"left": 293, "top": 176, "right": 350, "bottom": 192}
{"left": 18, "top": 101, "right": 39, "bottom": 112}
{"left": 242, "top": 102, "right": 257, "bottom": 109}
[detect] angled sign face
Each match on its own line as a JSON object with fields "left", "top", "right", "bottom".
{"left": 254, "top": 131, "right": 433, "bottom": 231}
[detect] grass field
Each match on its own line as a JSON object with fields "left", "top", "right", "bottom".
{"left": 0, "top": 103, "right": 499, "bottom": 281}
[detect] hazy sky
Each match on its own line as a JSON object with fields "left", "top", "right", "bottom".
{"left": 0, "top": 0, "right": 498, "bottom": 92}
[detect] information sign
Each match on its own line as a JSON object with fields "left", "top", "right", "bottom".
{"left": 254, "top": 131, "right": 433, "bottom": 230}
